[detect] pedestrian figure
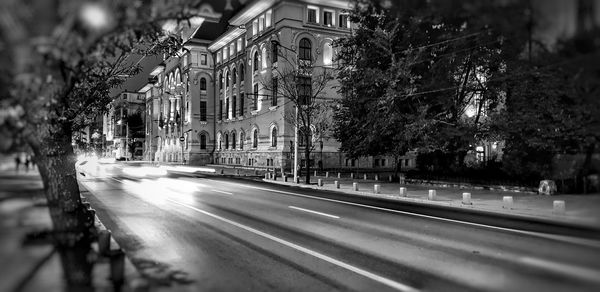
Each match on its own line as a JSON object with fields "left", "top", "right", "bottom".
{"left": 15, "top": 156, "right": 21, "bottom": 172}
{"left": 24, "top": 156, "right": 30, "bottom": 172}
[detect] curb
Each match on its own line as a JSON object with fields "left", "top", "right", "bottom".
{"left": 261, "top": 178, "right": 600, "bottom": 238}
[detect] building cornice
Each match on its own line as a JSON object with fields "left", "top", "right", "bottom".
{"left": 208, "top": 27, "right": 246, "bottom": 52}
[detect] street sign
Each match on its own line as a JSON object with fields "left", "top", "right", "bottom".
{"left": 179, "top": 136, "right": 185, "bottom": 142}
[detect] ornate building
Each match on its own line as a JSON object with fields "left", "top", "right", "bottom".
{"left": 138, "top": 0, "right": 410, "bottom": 171}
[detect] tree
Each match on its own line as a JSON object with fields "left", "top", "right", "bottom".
{"left": 333, "top": 0, "right": 530, "bottom": 172}
{"left": 262, "top": 41, "right": 335, "bottom": 184}
{"left": 0, "top": 0, "right": 201, "bottom": 288}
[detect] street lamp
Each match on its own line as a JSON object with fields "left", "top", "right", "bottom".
{"left": 271, "top": 39, "right": 299, "bottom": 182}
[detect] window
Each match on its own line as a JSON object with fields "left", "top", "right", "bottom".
{"left": 307, "top": 7, "right": 317, "bottom": 23}
{"left": 232, "top": 68, "right": 237, "bottom": 85}
{"left": 339, "top": 14, "right": 349, "bottom": 28}
{"left": 200, "top": 78, "right": 207, "bottom": 91}
{"left": 271, "top": 127, "right": 277, "bottom": 147}
{"left": 381, "top": 159, "right": 386, "bottom": 167}
{"left": 261, "top": 47, "right": 267, "bottom": 69}
{"left": 299, "top": 38, "right": 312, "bottom": 61}
{"left": 240, "top": 132, "right": 245, "bottom": 149}
{"left": 219, "top": 73, "right": 223, "bottom": 89}
{"left": 232, "top": 95, "right": 237, "bottom": 118}
{"left": 259, "top": 15, "right": 264, "bottom": 31}
{"left": 253, "top": 129, "right": 258, "bottom": 148}
{"left": 219, "top": 100, "right": 223, "bottom": 120}
{"left": 298, "top": 76, "right": 311, "bottom": 105}
{"left": 272, "top": 42, "right": 278, "bottom": 63}
{"left": 237, "top": 38, "right": 242, "bottom": 52}
{"left": 240, "top": 93, "right": 245, "bottom": 116}
{"left": 240, "top": 64, "right": 245, "bottom": 81}
{"left": 230, "top": 43, "right": 235, "bottom": 55}
{"left": 225, "top": 134, "right": 229, "bottom": 149}
{"left": 200, "top": 101, "right": 207, "bottom": 121}
{"left": 218, "top": 133, "right": 222, "bottom": 150}
{"left": 223, "top": 47, "right": 228, "bottom": 61}
{"left": 232, "top": 132, "right": 236, "bottom": 149}
{"left": 374, "top": 159, "right": 380, "bottom": 167}
{"left": 217, "top": 51, "right": 221, "bottom": 63}
{"left": 200, "top": 134, "right": 206, "bottom": 149}
{"left": 271, "top": 78, "right": 278, "bottom": 106}
{"left": 225, "top": 71, "right": 230, "bottom": 88}
{"left": 252, "top": 19, "right": 258, "bottom": 35}
{"left": 323, "top": 11, "right": 333, "bottom": 26}
{"left": 225, "top": 98, "right": 229, "bottom": 119}
{"left": 253, "top": 52, "right": 259, "bottom": 72}
{"left": 200, "top": 54, "right": 207, "bottom": 65}
{"left": 253, "top": 84, "right": 259, "bottom": 110}
{"left": 323, "top": 42, "right": 333, "bottom": 66}
{"left": 266, "top": 10, "right": 272, "bottom": 27}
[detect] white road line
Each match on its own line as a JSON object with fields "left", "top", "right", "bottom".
{"left": 212, "top": 190, "right": 234, "bottom": 195}
{"left": 519, "top": 256, "right": 600, "bottom": 283}
{"left": 289, "top": 206, "right": 340, "bottom": 219}
{"left": 205, "top": 179, "right": 600, "bottom": 249}
{"left": 166, "top": 198, "right": 418, "bottom": 292}
{"left": 111, "top": 177, "right": 124, "bottom": 183}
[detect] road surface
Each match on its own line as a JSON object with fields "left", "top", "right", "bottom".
{"left": 77, "top": 163, "right": 600, "bottom": 291}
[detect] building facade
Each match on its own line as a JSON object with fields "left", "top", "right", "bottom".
{"left": 136, "top": 0, "right": 414, "bottom": 171}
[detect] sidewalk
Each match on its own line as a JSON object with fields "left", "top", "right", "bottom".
{"left": 0, "top": 166, "right": 145, "bottom": 292}
{"left": 260, "top": 173, "right": 600, "bottom": 228}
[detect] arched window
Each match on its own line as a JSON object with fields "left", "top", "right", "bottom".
{"left": 261, "top": 47, "right": 267, "bottom": 69}
{"left": 252, "top": 129, "right": 258, "bottom": 148}
{"left": 240, "top": 64, "right": 245, "bottom": 81}
{"left": 240, "top": 132, "right": 245, "bottom": 150}
{"left": 225, "top": 71, "right": 230, "bottom": 88}
{"left": 323, "top": 42, "right": 333, "bottom": 66}
{"left": 231, "top": 131, "right": 237, "bottom": 149}
{"left": 299, "top": 38, "right": 312, "bottom": 61}
{"left": 200, "top": 134, "right": 207, "bottom": 150}
{"left": 200, "top": 78, "right": 207, "bottom": 90}
{"left": 271, "top": 127, "right": 277, "bottom": 147}
{"left": 253, "top": 51, "right": 259, "bottom": 72}
{"left": 217, "top": 133, "right": 222, "bottom": 150}
{"left": 225, "top": 133, "right": 229, "bottom": 149}
{"left": 219, "top": 73, "right": 223, "bottom": 89}
{"left": 232, "top": 68, "right": 237, "bottom": 85}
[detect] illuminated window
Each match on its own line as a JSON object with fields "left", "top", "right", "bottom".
{"left": 323, "top": 42, "right": 333, "bottom": 66}
{"left": 266, "top": 10, "right": 272, "bottom": 27}
{"left": 261, "top": 47, "right": 267, "bottom": 69}
{"left": 200, "top": 53, "right": 207, "bottom": 65}
{"left": 252, "top": 19, "right": 258, "bottom": 35}
{"left": 259, "top": 15, "right": 264, "bottom": 32}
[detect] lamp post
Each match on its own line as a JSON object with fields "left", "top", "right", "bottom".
{"left": 271, "top": 39, "right": 299, "bottom": 182}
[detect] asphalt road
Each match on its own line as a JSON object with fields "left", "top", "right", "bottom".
{"left": 78, "top": 163, "right": 600, "bottom": 292}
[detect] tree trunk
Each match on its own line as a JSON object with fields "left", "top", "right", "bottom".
{"left": 30, "top": 130, "right": 95, "bottom": 289}
{"left": 305, "top": 131, "right": 311, "bottom": 184}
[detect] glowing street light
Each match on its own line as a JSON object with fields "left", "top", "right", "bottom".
{"left": 79, "top": 2, "right": 112, "bottom": 31}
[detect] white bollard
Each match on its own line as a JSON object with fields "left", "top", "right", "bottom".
{"left": 338, "top": 172, "right": 341, "bottom": 178}
{"left": 428, "top": 190, "right": 436, "bottom": 201}
{"left": 334, "top": 180, "right": 340, "bottom": 189}
{"left": 326, "top": 171, "right": 329, "bottom": 178}
{"left": 462, "top": 193, "right": 472, "bottom": 205}
{"left": 353, "top": 182, "right": 359, "bottom": 191}
{"left": 399, "top": 187, "right": 407, "bottom": 197}
{"left": 553, "top": 200, "right": 566, "bottom": 215}
{"left": 503, "top": 196, "right": 514, "bottom": 209}
{"left": 374, "top": 184, "right": 380, "bottom": 194}
{"left": 318, "top": 179, "right": 323, "bottom": 187}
